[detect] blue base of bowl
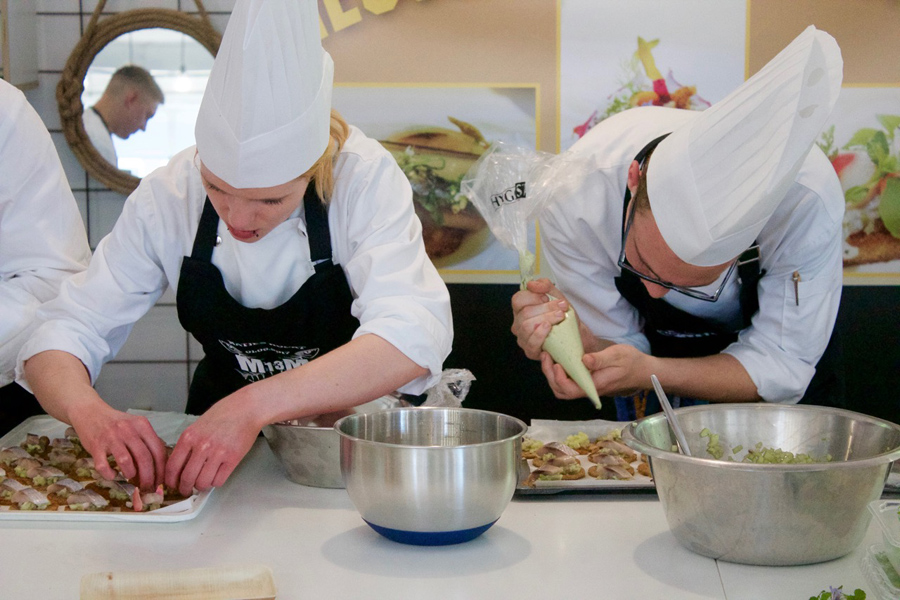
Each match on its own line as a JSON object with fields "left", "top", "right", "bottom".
{"left": 364, "top": 519, "right": 498, "bottom": 546}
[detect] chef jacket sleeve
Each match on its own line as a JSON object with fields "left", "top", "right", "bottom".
{"left": 16, "top": 180, "right": 171, "bottom": 388}
{"left": 538, "top": 173, "right": 651, "bottom": 354}
{"left": 0, "top": 83, "right": 91, "bottom": 385}
{"left": 332, "top": 145, "right": 453, "bottom": 394}
{"left": 721, "top": 176, "right": 844, "bottom": 403}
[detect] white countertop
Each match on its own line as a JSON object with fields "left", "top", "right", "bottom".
{"left": 0, "top": 439, "right": 886, "bottom": 599}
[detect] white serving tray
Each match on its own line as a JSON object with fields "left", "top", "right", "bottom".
{"left": 0, "top": 412, "right": 212, "bottom": 522}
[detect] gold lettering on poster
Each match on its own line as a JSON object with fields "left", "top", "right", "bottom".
{"left": 320, "top": 0, "right": 429, "bottom": 37}
{"left": 362, "top": 0, "right": 399, "bottom": 15}
{"left": 321, "top": 0, "right": 362, "bottom": 33}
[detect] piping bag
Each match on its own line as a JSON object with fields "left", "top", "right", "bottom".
{"left": 461, "top": 142, "right": 601, "bottom": 410}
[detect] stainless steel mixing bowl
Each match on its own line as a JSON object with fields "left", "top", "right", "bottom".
{"left": 335, "top": 407, "right": 527, "bottom": 545}
{"left": 622, "top": 403, "right": 900, "bottom": 566}
{"left": 262, "top": 395, "right": 406, "bottom": 488}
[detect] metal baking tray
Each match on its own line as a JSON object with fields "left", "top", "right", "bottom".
{"left": 515, "top": 419, "right": 656, "bottom": 495}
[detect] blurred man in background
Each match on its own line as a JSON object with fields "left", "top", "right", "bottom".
{"left": 83, "top": 65, "right": 164, "bottom": 167}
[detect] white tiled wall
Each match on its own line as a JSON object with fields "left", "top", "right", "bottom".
{"left": 25, "top": 0, "right": 237, "bottom": 412}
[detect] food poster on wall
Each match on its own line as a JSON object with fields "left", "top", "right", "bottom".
{"left": 816, "top": 86, "right": 900, "bottom": 284}
{"left": 333, "top": 84, "right": 538, "bottom": 279}
{"left": 559, "top": 0, "right": 747, "bottom": 152}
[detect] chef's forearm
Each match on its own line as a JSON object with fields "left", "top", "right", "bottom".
{"left": 647, "top": 353, "right": 762, "bottom": 402}
{"left": 23, "top": 350, "right": 104, "bottom": 425}
{"left": 231, "top": 333, "right": 428, "bottom": 429}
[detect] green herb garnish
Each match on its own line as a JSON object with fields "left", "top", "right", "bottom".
{"left": 394, "top": 147, "right": 468, "bottom": 225}
{"left": 817, "top": 125, "right": 837, "bottom": 160}
{"left": 840, "top": 115, "right": 900, "bottom": 238}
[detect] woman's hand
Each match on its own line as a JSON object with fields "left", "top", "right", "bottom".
{"left": 70, "top": 406, "right": 168, "bottom": 491}
{"left": 25, "top": 350, "right": 167, "bottom": 491}
{"left": 165, "top": 396, "right": 261, "bottom": 497}
{"left": 511, "top": 278, "right": 570, "bottom": 360}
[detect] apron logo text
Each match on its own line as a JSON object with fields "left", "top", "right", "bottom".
{"left": 219, "top": 340, "right": 320, "bottom": 383}
{"left": 655, "top": 329, "right": 718, "bottom": 339}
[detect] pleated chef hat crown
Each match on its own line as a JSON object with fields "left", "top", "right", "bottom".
{"left": 195, "top": 0, "right": 333, "bottom": 188}
{"left": 647, "top": 26, "right": 843, "bottom": 267}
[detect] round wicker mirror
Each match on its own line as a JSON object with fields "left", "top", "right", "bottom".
{"left": 57, "top": 0, "right": 221, "bottom": 195}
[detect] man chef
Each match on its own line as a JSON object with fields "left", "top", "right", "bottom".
{"left": 0, "top": 79, "right": 91, "bottom": 436}
{"left": 82, "top": 65, "right": 164, "bottom": 168}
{"left": 512, "top": 26, "right": 845, "bottom": 418}
{"left": 19, "top": 0, "right": 453, "bottom": 494}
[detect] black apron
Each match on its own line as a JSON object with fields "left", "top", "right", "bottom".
{"left": 176, "top": 186, "right": 359, "bottom": 415}
{"left": 612, "top": 136, "right": 844, "bottom": 409}
{"left": 0, "top": 382, "right": 44, "bottom": 437}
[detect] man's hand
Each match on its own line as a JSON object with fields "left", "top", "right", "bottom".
{"left": 583, "top": 344, "right": 654, "bottom": 396}
{"left": 71, "top": 406, "right": 168, "bottom": 491}
{"left": 540, "top": 343, "right": 653, "bottom": 400}
{"left": 511, "top": 278, "right": 570, "bottom": 360}
{"left": 165, "top": 396, "right": 261, "bottom": 497}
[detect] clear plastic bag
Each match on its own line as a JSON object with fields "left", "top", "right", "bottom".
{"left": 460, "top": 141, "right": 594, "bottom": 285}
{"left": 421, "top": 369, "right": 476, "bottom": 408}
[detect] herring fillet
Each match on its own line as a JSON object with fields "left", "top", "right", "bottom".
{"left": 519, "top": 251, "right": 601, "bottom": 410}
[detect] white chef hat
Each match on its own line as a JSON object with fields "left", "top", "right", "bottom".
{"left": 647, "top": 26, "right": 843, "bottom": 267}
{"left": 195, "top": 0, "right": 333, "bottom": 189}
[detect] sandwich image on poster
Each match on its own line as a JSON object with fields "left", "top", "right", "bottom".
{"left": 333, "top": 85, "right": 538, "bottom": 274}
{"left": 380, "top": 117, "right": 491, "bottom": 264}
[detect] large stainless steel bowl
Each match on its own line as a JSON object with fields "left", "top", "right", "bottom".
{"left": 335, "top": 407, "right": 527, "bottom": 545}
{"left": 622, "top": 403, "right": 900, "bottom": 566}
{"left": 262, "top": 396, "right": 406, "bottom": 488}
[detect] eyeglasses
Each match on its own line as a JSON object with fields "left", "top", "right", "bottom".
{"left": 617, "top": 199, "right": 739, "bottom": 302}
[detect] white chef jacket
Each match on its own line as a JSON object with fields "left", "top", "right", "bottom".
{"left": 18, "top": 126, "right": 453, "bottom": 395}
{"left": 0, "top": 80, "right": 91, "bottom": 387}
{"left": 82, "top": 106, "right": 117, "bottom": 167}
{"left": 540, "top": 107, "right": 844, "bottom": 403}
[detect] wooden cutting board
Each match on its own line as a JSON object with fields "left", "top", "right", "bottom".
{"left": 80, "top": 564, "right": 276, "bottom": 599}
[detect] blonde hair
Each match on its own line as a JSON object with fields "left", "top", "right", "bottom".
{"left": 303, "top": 109, "right": 351, "bottom": 204}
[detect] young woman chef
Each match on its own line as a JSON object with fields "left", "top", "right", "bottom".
{"left": 18, "top": 0, "right": 453, "bottom": 496}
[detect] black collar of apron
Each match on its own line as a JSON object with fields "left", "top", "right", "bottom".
{"left": 620, "top": 133, "right": 671, "bottom": 230}
{"left": 190, "top": 183, "right": 334, "bottom": 270}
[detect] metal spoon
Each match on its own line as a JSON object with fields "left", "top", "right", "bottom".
{"left": 650, "top": 374, "right": 692, "bottom": 456}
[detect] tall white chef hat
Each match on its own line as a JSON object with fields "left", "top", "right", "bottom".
{"left": 195, "top": 0, "right": 332, "bottom": 188}
{"left": 647, "top": 26, "right": 843, "bottom": 267}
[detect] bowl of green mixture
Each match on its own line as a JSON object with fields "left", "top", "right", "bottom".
{"left": 622, "top": 403, "right": 900, "bottom": 566}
